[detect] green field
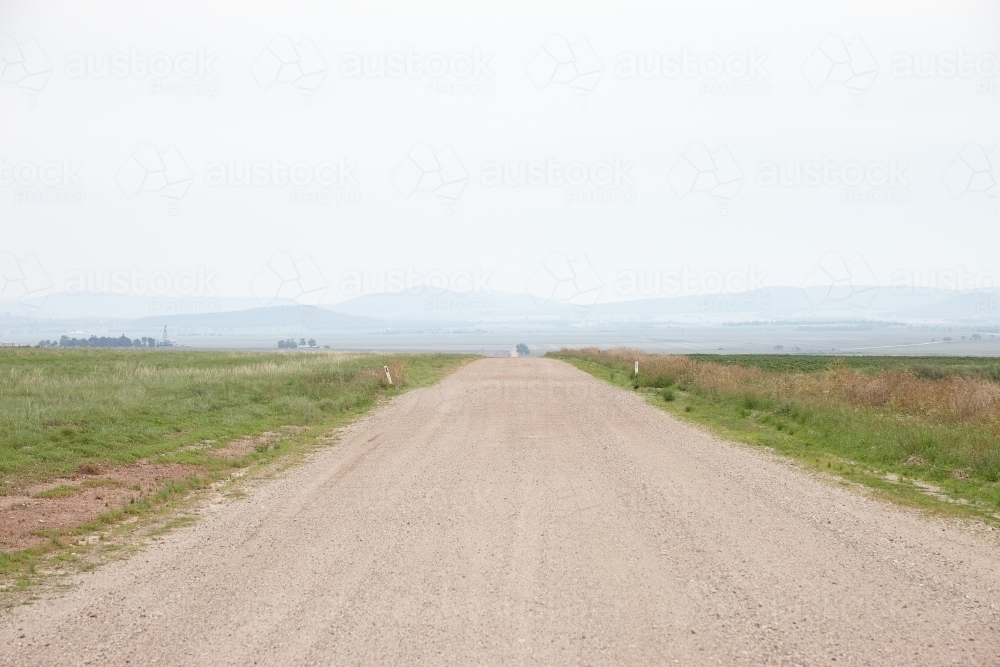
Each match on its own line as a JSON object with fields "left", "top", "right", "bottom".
{"left": 689, "top": 353, "right": 1000, "bottom": 381}
{"left": 0, "top": 349, "right": 471, "bottom": 588}
{"left": 0, "top": 349, "right": 467, "bottom": 487}
{"left": 551, "top": 349, "right": 1000, "bottom": 523}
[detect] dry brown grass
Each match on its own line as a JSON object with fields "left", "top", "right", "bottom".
{"left": 353, "top": 361, "right": 408, "bottom": 388}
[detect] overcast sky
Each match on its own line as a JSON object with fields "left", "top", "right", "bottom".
{"left": 1, "top": 0, "right": 998, "bottom": 308}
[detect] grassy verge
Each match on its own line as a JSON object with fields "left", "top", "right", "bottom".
{"left": 689, "top": 353, "right": 1000, "bottom": 381}
{"left": 0, "top": 349, "right": 473, "bottom": 596}
{"left": 549, "top": 349, "right": 1000, "bottom": 524}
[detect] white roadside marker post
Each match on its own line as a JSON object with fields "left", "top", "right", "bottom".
{"left": 384, "top": 365, "right": 393, "bottom": 386}
{"left": 634, "top": 361, "right": 639, "bottom": 376}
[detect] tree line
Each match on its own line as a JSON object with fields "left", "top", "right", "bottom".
{"left": 278, "top": 338, "right": 318, "bottom": 348}
{"left": 38, "top": 335, "right": 162, "bottom": 348}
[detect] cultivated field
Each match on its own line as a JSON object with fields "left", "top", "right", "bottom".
{"left": 551, "top": 348, "right": 1000, "bottom": 522}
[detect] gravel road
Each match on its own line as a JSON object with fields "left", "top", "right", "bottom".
{"left": 3, "top": 358, "right": 999, "bottom": 666}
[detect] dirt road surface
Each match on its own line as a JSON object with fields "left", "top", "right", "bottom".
{"left": 3, "top": 358, "right": 999, "bottom": 666}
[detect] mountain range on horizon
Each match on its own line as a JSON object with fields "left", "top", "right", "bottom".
{"left": 1, "top": 286, "right": 999, "bottom": 337}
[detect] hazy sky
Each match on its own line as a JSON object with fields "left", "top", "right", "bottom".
{"left": 1, "top": 0, "right": 998, "bottom": 308}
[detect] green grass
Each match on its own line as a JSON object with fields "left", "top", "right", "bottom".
{"left": 32, "top": 485, "right": 76, "bottom": 499}
{"left": 689, "top": 353, "right": 1000, "bottom": 381}
{"left": 551, "top": 350, "right": 1000, "bottom": 523}
{"left": 0, "top": 349, "right": 472, "bottom": 591}
{"left": 0, "top": 349, "right": 468, "bottom": 488}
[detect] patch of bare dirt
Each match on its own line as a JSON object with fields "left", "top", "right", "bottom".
{"left": 0, "top": 462, "right": 200, "bottom": 551}
{"left": 1, "top": 426, "right": 313, "bottom": 553}
{"left": 209, "top": 426, "right": 310, "bottom": 459}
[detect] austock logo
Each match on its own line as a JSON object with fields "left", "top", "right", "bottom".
{"left": 0, "top": 34, "right": 51, "bottom": 102}
{"left": 250, "top": 252, "right": 328, "bottom": 307}
{"left": 64, "top": 48, "right": 220, "bottom": 96}
{"left": 340, "top": 47, "right": 495, "bottom": 97}
{"left": 801, "top": 35, "right": 878, "bottom": 105}
{"left": 615, "top": 47, "right": 770, "bottom": 97}
{"left": 942, "top": 143, "right": 997, "bottom": 211}
{"left": 667, "top": 143, "right": 743, "bottom": 213}
{"left": 756, "top": 156, "right": 911, "bottom": 205}
{"left": 63, "top": 265, "right": 219, "bottom": 298}
{"left": 615, "top": 266, "right": 767, "bottom": 299}
{"left": 251, "top": 35, "right": 327, "bottom": 102}
{"left": 526, "top": 35, "right": 602, "bottom": 103}
{"left": 891, "top": 49, "right": 998, "bottom": 94}
{"left": 525, "top": 252, "right": 603, "bottom": 308}
{"left": 116, "top": 143, "right": 193, "bottom": 210}
{"left": 480, "top": 156, "right": 635, "bottom": 205}
{"left": 0, "top": 251, "right": 52, "bottom": 309}
{"left": 204, "top": 157, "right": 361, "bottom": 205}
{"left": 891, "top": 266, "right": 999, "bottom": 295}
{"left": 802, "top": 252, "right": 878, "bottom": 309}
{"left": 391, "top": 143, "right": 469, "bottom": 207}
{"left": 337, "top": 266, "right": 493, "bottom": 297}
{"left": 1, "top": 155, "right": 85, "bottom": 205}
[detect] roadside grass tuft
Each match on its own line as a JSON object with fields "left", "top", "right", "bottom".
{"left": 32, "top": 485, "right": 76, "bottom": 499}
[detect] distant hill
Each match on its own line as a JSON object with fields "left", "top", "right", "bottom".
{"left": 898, "top": 291, "right": 1000, "bottom": 320}
{"left": 326, "top": 286, "right": 977, "bottom": 323}
{"left": 588, "top": 286, "right": 956, "bottom": 318}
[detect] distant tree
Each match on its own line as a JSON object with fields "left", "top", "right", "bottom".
{"left": 515, "top": 343, "right": 529, "bottom": 356}
{"left": 308, "top": 338, "right": 316, "bottom": 347}
{"left": 299, "top": 338, "right": 307, "bottom": 347}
